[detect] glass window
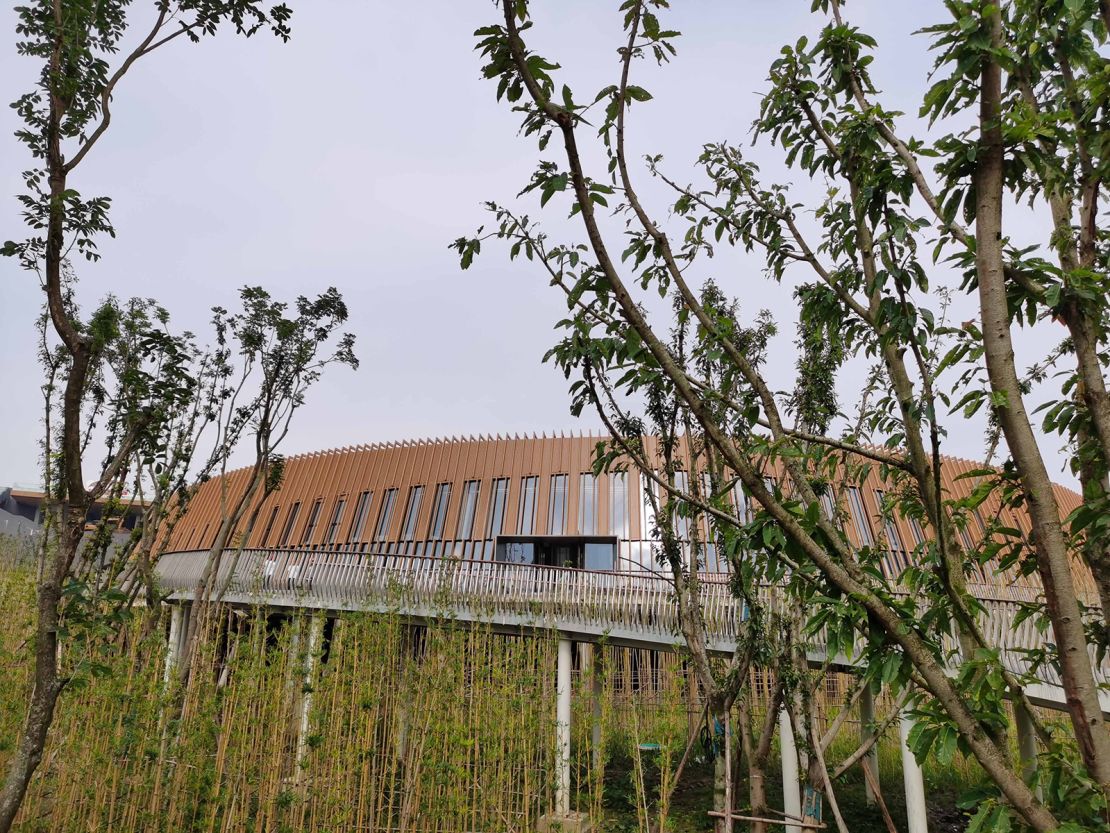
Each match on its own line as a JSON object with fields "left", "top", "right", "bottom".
{"left": 585, "top": 541, "right": 616, "bottom": 571}
{"left": 846, "top": 487, "right": 875, "bottom": 547}
{"left": 819, "top": 490, "right": 837, "bottom": 522}
{"left": 400, "top": 485, "right": 424, "bottom": 541}
{"left": 260, "top": 504, "right": 281, "bottom": 547}
{"left": 908, "top": 516, "right": 926, "bottom": 546}
{"left": 324, "top": 497, "right": 346, "bottom": 546}
{"left": 428, "top": 483, "right": 451, "bottom": 540}
{"left": 374, "top": 489, "right": 398, "bottom": 542}
{"left": 641, "top": 475, "right": 658, "bottom": 539}
{"left": 610, "top": 472, "right": 629, "bottom": 538}
{"left": 549, "top": 474, "right": 568, "bottom": 534}
{"left": 349, "top": 491, "right": 372, "bottom": 542}
{"left": 278, "top": 502, "right": 301, "bottom": 547}
{"left": 579, "top": 473, "right": 598, "bottom": 534}
{"left": 731, "top": 480, "right": 749, "bottom": 523}
{"left": 301, "top": 498, "right": 324, "bottom": 545}
{"left": 518, "top": 476, "right": 538, "bottom": 534}
{"left": 874, "top": 489, "right": 905, "bottom": 555}
{"left": 487, "top": 478, "right": 510, "bottom": 537}
{"left": 457, "top": 480, "right": 480, "bottom": 539}
{"left": 673, "top": 471, "right": 690, "bottom": 540}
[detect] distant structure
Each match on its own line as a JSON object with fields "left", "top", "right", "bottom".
{"left": 0, "top": 486, "right": 146, "bottom": 540}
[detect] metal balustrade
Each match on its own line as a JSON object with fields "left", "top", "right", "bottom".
{"left": 156, "top": 548, "right": 1110, "bottom": 713}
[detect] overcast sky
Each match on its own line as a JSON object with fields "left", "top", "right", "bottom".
{"left": 0, "top": 1, "right": 1077, "bottom": 489}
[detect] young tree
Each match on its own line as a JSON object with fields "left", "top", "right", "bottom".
{"left": 0, "top": 1, "right": 293, "bottom": 829}
{"left": 175, "top": 284, "right": 357, "bottom": 685}
{"left": 457, "top": 1, "right": 1110, "bottom": 829}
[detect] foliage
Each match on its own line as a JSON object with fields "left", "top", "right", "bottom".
{"left": 455, "top": 1, "right": 1110, "bottom": 830}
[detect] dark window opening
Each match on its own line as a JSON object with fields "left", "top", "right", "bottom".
{"left": 494, "top": 535, "right": 618, "bottom": 570}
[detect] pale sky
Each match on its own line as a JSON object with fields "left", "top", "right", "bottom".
{"left": 0, "top": 1, "right": 1077, "bottom": 488}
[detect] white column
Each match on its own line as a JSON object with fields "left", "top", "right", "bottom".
{"left": 164, "top": 603, "right": 183, "bottom": 683}
{"left": 779, "top": 708, "right": 801, "bottom": 833}
{"left": 294, "top": 614, "right": 324, "bottom": 783}
{"left": 556, "top": 638, "right": 573, "bottom": 816}
{"left": 860, "top": 684, "right": 879, "bottom": 806}
{"left": 900, "top": 712, "right": 928, "bottom": 833}
{"left": 1014, "top": 703, "right": 1041, "bottom": 799}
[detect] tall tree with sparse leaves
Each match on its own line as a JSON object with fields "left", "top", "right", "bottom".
{"left": 0, "top": 1, "right": 293, "bottom": 829}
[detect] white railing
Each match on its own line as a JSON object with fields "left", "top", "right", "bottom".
{"left": 155, "top": 548, "right": 1110, "bottom": 706}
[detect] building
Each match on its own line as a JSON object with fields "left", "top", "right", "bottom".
{"left": 0, "top": 486, "right": 147, "bottom": 539}
{"left": 162, "top": 433, "right": 1084, "bottom": 589}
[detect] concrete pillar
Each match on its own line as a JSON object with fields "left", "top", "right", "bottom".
{"left": 539, "top": 640, "right": 590, "bottom": 833}
{"left": 1014, "top": 703, "right": 1041, "bottom": 799}
{"left": 164, "top": 603, "right": 183, "bottom": 683}
{"left": 779, "top": 708, "right": 802, "bottom": 833}
{"left": 860, "top": 683, "right": 880, "bottom": 806}
{"left": 294, "top": 614, "right": 324, "bottom": 783}
{"left": 899, "top": 712, "right": 928, "bottom": 833}
{"left": 556, "top": 638, "right": 573, "bottom": 816}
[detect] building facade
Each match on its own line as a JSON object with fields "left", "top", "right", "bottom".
{"left": 163, "top": 434, "right": 1085, "bottom": 590}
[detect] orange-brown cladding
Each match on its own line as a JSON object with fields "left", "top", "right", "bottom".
{"left": 165, "top": 434, "right": 1085, "bottom": 587}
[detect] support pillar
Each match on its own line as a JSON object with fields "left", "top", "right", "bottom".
{"left": 860, "top": 684, "right": 880, "bottom": 806}
{"left": 779, "top": 708, "right": 802, "bottom": 833}
{"left": 899, "top": 712, "right": 928, "bottom": 833}
{"left": 294, "top": 614, "right": 324, "bottom": 784}
{"left": 556, "top": 638, "right": 572, "bottom": 816}
{"left": 1014, "top": 703, "right": 1041, "bottom": 799}
{"left": 539, "top": 638, "right": 591, "bottom": 833}
{"left": 163, "top": 603, "right": 188, "bottom": 683}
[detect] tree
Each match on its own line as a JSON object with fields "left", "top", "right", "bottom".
{"left": 175, "top": 284, "right": 357, "bottom": 686}
{"left": 0, "top": 1, "right": 293, "bottom": 829}
{"left": 456, "top": 1, "right": 1110, "bottom": 829}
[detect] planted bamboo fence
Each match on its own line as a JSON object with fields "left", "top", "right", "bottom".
{"left": 0, "top": 561, "right": 986, "bottom": 833}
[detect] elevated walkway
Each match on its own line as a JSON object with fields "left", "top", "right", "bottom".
{"left": 156, "top": 547, "right": 1110, "bottom": 714}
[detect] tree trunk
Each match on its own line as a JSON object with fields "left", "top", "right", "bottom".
{"left": 973, "top": 1, "right": 1110, "bottom": 794}
{"left": 0, "top": 515, "right": 79, "bottom": 833}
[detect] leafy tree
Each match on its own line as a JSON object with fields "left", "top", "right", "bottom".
{"left": 175, "top": 284, "right": 357, "bottom": 685}
{"left": 0, "top": 1, "right": 293, "bottom": 829}
{"left": 457, "top": 1, "right": 1110, "bottom": 829}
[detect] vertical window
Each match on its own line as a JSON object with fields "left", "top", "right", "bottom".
{"left": 610, "top": 472, "right": 629, "bottom": 538}
{"left": 548, "top": 474, "right": 568, "bottom": 534}
{"left": 260, "top": 504, "right": 281, "bottom": 547}
{"left": 457, "top": 480, "right": 480, "bottom": 539}
{"left": 374, "top": 489, "right": 398, "bottom": 542}
{"left": 819, "top": 490, "right": 837, "bottom": 522}
{"left": 874, "top": 489, "right": 906, "bottom": 566}
{"left": 518, "top": 476, "right": 538, "bottom": 534}
{"left": 673, "top": 471, "right": 690, "bottom": 540}
{"left": 641, "top": 475, "right": 658, "bottom": 539}
{"left": 400, "top": 485, "right": 424, "bottom": 541}
{"left": 324, "top": 497, "right": 346, "bottom": 546}
{"left": 349, "top": 491, "right": 372, "bottom": 542}
{"left": 908, "top": 516, "right": 926, "bottom": 546}
{"left": 845, "top": 487, "right": 874, "bottom": 547}
{"left": 278, "top": 502, "right": 301, "bottom": 547}
{"left": 579, "top": 473, "right": 598, "bottom": 534}
{"left": 731, "top": 480, "right": 749, "bottom": 522}
{"left": 487, "top": 478, "right": 510, "bottom": 537}
{"left": 301, "top": 498, "right": 324, "bottom": 545}
{"left": 428, "top": 483, "right": 451, "bottom": 540}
